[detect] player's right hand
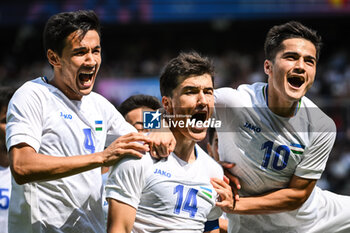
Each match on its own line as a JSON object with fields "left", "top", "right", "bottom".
{"left": 101, "top": 132, "right": 151, "bottom": 166}
{"left": 219, "top": 161, "right": 241, "bottom": 201}
{"left": 211, "top": 177, "right": 235, "bottom": 214}
{"left": 148, "top": 130, "right": 176, "bottom": 159}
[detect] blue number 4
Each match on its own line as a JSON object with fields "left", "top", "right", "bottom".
{"left": 173, "top": 185, "right": 198, "bottom": 218}
{"left": 261, "top": 141, "right": 290, "bottom": 170}
{"left": 83, "top": 128, "right": 95, "bottom": 153}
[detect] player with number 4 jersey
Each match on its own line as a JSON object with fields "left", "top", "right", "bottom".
{"left": 6, "top": 77, "right": 136, "bottom": 232}
{"left": 5, "top": 10, "right": 174, "bottom": 233}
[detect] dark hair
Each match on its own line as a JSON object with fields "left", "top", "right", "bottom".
{"left": 264, "top": 21, "right": 322, "bottom": 62}
{"left": 0, "top": 86, "right": 16, "bottom": 110}
{"left": 43, "top": 10, "right": 101, "bottom": 56}
{"left": 207, "top": 127, "right": 217, "bottom": 145}
{"left": 160, "top": 51, "right": 215, "bottom": 97}
{"left": 118, "top": 94, "right": 162, "bottom": 117}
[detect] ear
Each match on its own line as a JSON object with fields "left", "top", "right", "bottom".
{"left": 47, "top": 49, "right": 61, "bottom": 67}
{"left": 162, "top": 96, "right": 173, "bottom": 114}
{"left": 264, "top": 59, "right": 273, "bottom": 76}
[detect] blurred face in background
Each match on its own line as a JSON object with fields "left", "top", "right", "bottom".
{"left": 125, "top": 107, "right": 155, "bottom": 132}
{"left": 207, "top": 130, "right": 219, "bottom": 161}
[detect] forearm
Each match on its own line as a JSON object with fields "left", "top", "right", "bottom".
{"left": 10, "top": 145, "right": 105, "bottom": 184}
{"left": 233, "top": 187, "right": 309, "bottom": 214}
{"left": 10, "top": 133, "right": 150, "bottom": 184}
{"left": 213, "top": 174, "right": 317, "bottom": 215}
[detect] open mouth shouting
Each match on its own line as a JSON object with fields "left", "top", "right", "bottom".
{"left": 191, "top": 111, "right": 207, "bottom": 123}
{"left": 78, "top": 69, "right": 95, "bottom": 88}
{"left": 190, "top": 110, "right": 209, "bottom": 132}
{"left": 287, "top": 75, "right": 305, "bottom": 88}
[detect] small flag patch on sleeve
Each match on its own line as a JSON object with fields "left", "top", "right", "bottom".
{"left": 95, "top": 120, "right": 103, "bottom": 131}
{"left": 200, "top": 186, "right": 213, "bottom": 199}
{"left": 290, "top": 143, "right": 305, "bottom": 155}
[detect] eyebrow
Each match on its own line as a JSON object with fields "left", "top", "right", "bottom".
{"left": 283, "top": 52, "right": 316, "bottom": 61}
{"left": 72, "top": 45, "right": 101, "bottom": 52}
{"left": 182, "top": 86, "right": 214, "bottom": 91}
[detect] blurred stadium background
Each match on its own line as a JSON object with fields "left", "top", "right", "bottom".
{"left": 1, "top": 0, "right": 350, "bottom": 194}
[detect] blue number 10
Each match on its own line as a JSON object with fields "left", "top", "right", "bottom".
{"left": 261, "top": 141, "right": 290, "bottom": 170}
{"left": 173, "top": 185, "right": 198, "bottom": 218}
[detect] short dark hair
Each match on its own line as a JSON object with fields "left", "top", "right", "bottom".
{"left": 117, "top": 94, "right": 162, "bottom": 117}
{"left": 264, "top": 21, "right": 322, "bottom": 62}
{"left": 43, "top": 10, "right": 101, "bottom": 56}
{"left": 207, "top": 127, "right": 217, "bottom": 145}
{"left": 160, "top": 51, "right": 215, "bottom": 97}
{"left": 0, "top": 86, "right": 16, "bottom": 110}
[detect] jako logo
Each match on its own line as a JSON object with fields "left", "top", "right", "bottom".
{"left": 154, "top": 168, "right": 171, "bottom": 178}
{"left": 143, "top": 110, "right": 161, "bottom": 129}
{"left": 244, "top": 122, "right": 261, "bottom": 133}
{"left": 60, "top": 112, "right": 72, "bottom": 119}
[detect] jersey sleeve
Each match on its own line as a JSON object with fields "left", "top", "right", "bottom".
{"left": 214, "top": 87, "right": 236, "bottom": 108}
{"left": 104, "top": 100, "right": 137, "bottom": 147}
{"left": 6, "top": 85, "right": 43, "bottom": 152}
{"left": 214, "top": 88, "right": 237, "bottom": 129}
{"left": 105, "top": 155, "right": 150, "bottom": 209}
{"left": 294, "top": 117, "right": 336, "bottom": 179}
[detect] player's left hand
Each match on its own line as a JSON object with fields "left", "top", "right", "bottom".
{"left": 148, "top": 131, "right": 176, "bottom": 159}
{"left": 211, "top": 176, "right": 236, "bottom": 214}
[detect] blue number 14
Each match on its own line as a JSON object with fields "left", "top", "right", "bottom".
{"left": 173, "top": 185, "right": 198, "bottom": 218}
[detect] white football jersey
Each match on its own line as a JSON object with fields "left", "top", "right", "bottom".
{"left": 6, "top": 77, "right": 135, "bottom": 233}
{"left": 106, "top": 145, "right": 223, "bottom": 233}
{"left": 214, "top": 83, "right": 350, "bottom": 232}
{"left": 0, "top": 166, "right": 11, "bottom": 233}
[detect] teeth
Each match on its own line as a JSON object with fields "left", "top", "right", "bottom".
{"left": 81, "top": 71, "right": 94, "bottom": 75}
{"left": 83, "top": 79, "right": 92, "bottom": 85}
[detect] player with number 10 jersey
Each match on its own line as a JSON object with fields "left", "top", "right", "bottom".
{"left": 214, "top": 83, "right": 350, "bottom": 232}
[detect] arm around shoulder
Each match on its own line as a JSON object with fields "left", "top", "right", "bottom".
{"left": 9, "top": 143, "right": 106, "bottom": 184}
{"left": 10, "top": 130, "right": 150, "bottom": 184}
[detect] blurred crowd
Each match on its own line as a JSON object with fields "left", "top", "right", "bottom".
{"left": 1, "top": 22, "right": 350, "bottom": 196}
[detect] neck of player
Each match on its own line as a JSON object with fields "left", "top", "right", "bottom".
{"left": 267, "top": 88, "right": 299, "bottom": 118}
{"left": 172, "top": 130, "right": 196, "bottom": 163}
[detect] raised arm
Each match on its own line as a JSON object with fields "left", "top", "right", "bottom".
{"left": 10, "top": 132, "right": 150, "bottom": 184}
